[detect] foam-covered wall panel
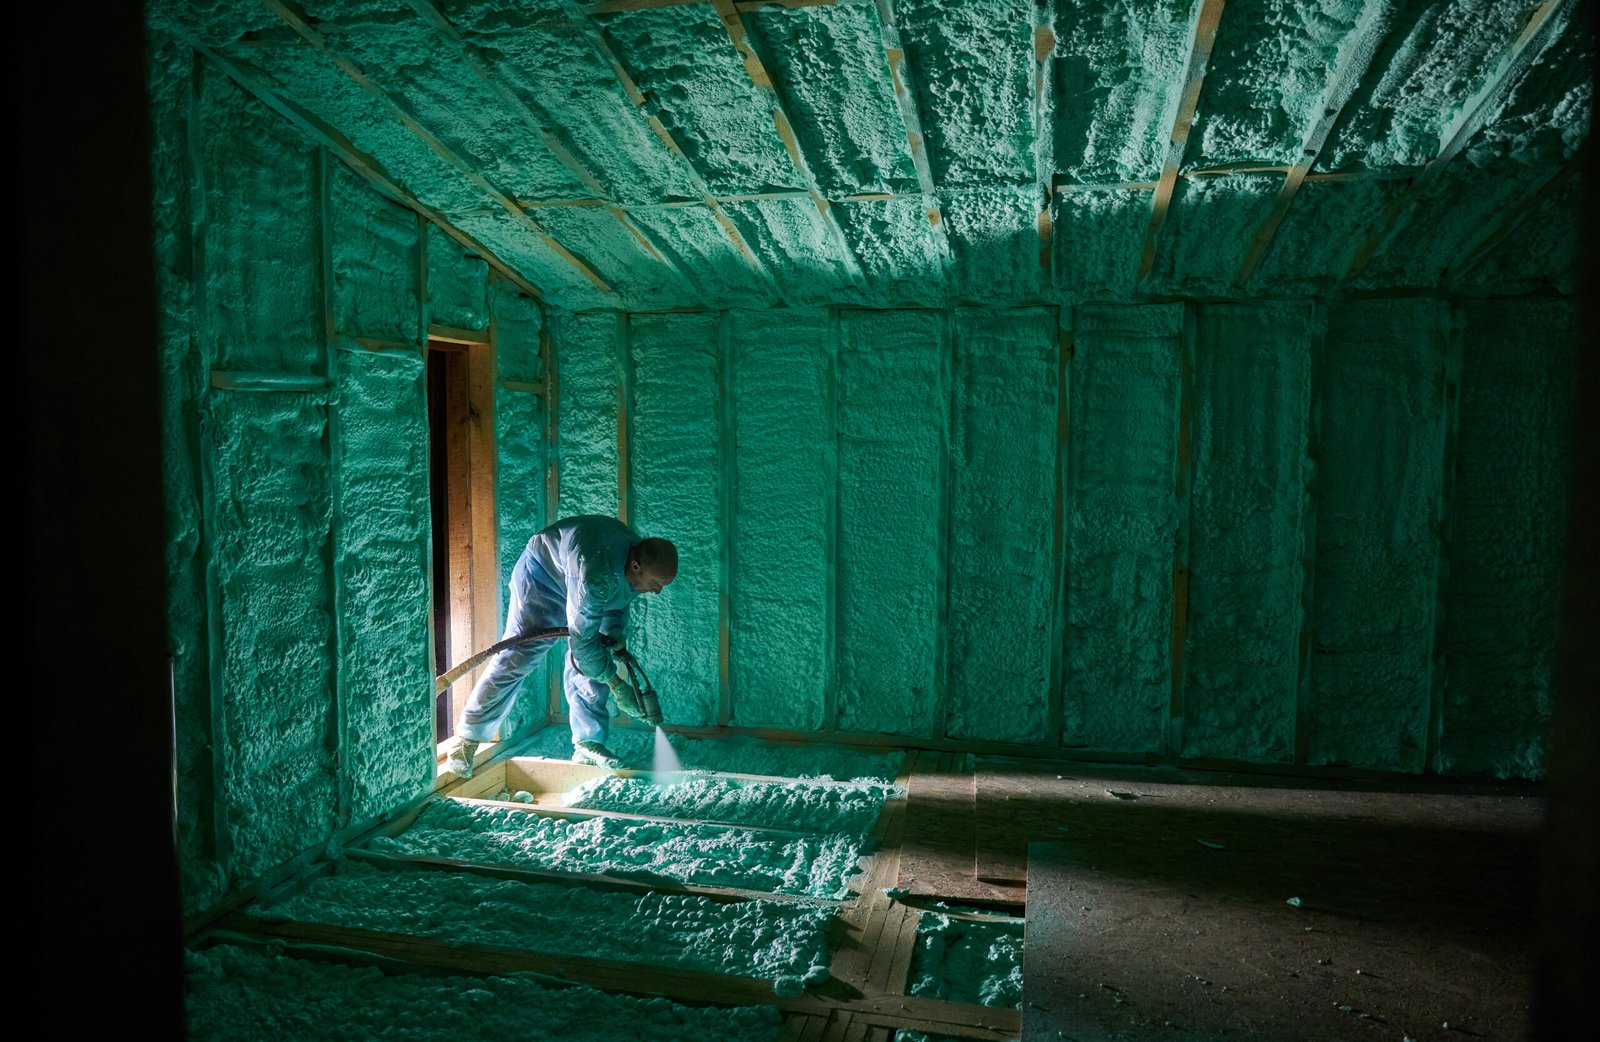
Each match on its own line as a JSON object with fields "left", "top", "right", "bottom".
{"left": 1441, "top": 298, "right": 1575, "bottom": 778}
{"left": 837, "top": 310, "right": 947, "bottom": 735}
{"left": 1062, "top": 305, "right": 1183, "bottom": 752}
{"left": 1308, "top": 299, "right": 1449, "bottom": 771}
{"left": 556, "top": 312, "right": 621, "bottom": 518}
{"left": 729, "top": 309, "right": 832, "bottom": 731}
{"left": 945, "top": 309, "right": 1058, "bottom": 743}
{"left": 1180, "top": 302, "right": 1314, "bottom": 763}
{"left": 629, "top": 313, "right": 723, "bottom": 727}
{"left": 426, "top": 222, "right": 489, "bottom": 333}
{"left": 331, "top": 164, "right": 419, "bottom": 343}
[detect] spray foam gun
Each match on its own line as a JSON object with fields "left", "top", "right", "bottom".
{"left": 434, "top": 628, "right": 662, "bottom": 726}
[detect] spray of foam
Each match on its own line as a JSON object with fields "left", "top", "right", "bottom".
{"left": 652, "top": 726, "right": 683, "bottom": 785}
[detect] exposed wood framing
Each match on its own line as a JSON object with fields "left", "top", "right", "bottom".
{"left": 1233, "top": 5, "right": 1402, "bottom": 287}
{"left": 1137, "top": 0, "right": 1227, "bottom": 281}
{"left": 711, "top": 0, "right": 868, "bottom": 286}
{"left": 1445, "top": 153, "right": 1582, "bottom": 283}
{"left": 587, "top": 0, "right": 835, "bottom": 14}
{"left": 1166, "top": 305, "right": 1198, "bottom": 757}
{"left": 872, "top": 0, "right": 955, "bottom": 264}
{"left": 410, "top": 0, "right": 693, "bottom": 289}
{"left": 1032, "top": 7, "right": 1056, "bottom": 275}
{"left": 1293, "top": 310, "right": 1327, "bottom": 765}
{"left": 450, "top": 793, "right": 830, "bottom": 837}
{"left": 1426, "top": 313, "right": 1466, "bottom": 774}
{"left": 191, "top": 43, "right": 544, "bottom": 300}
{"left": 429, "top": 324, "right": 490, "bottom": 346}
{"left": 1047, "top": 319, "right": 1072, "bottom": 748}
{"left": 260, "top": 0, "right": 615, "bottom": 294}
{"left": 1344, "top": 0, "right": 1573, "bottom": 281}
{"left": 561, "top": 1, "right": 777, "bottom": 292}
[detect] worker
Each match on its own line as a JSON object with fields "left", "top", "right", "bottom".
{"left": 442, "top": 515, "right": 678, "bottom": 777}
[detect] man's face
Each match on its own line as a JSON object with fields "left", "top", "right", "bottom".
{"left": 627, "top": 558, "right": 673, "bottom": 595}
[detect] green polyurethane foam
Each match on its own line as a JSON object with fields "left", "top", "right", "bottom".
{"left": 185, "top": 944, "right": 783, "bottom": 1041}
{"left": 562, "top": 774, "right": 899, "bottom": 837}
{"left": 907, "top": 911, "right": 1025, "bottom": 1009}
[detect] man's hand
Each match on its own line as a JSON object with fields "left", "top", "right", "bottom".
{"left": 606, "top": 672, "right": 646, "bottom": 720}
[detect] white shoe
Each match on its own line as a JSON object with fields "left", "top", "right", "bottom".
{"left": 444, "top": 737, "right": 480, "bottom": 778}
{"left": 572, "top": 740, "right": 623, "bottom": 770}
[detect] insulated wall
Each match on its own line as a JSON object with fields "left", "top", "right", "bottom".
{"left": 556, "top": 298, "right": 1572, "bottom": 779}
{"left": 152, "top": 40, "right": 549, "bottom": 912}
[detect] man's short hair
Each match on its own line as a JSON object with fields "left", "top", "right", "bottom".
{"left": 637, "top": 537, "right": 678, "bottom": 580}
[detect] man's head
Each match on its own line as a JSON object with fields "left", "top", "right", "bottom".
{"left": 626, "top": 537, "right": 678, "bottom": 594}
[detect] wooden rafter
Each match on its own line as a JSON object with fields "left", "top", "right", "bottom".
{"left": 260, "top": 0, "right": 616, "bottom": 294}
{"left": 191, "top": 42, "right": 545, "bottom": 300}
{"left": 409, "top": 0, "right": 693, "bottom": 288}
{"left": 1445, "top": 152, "right": 1582, "bottom": 283}
{"left": 1344, "top": 0, "right": 1573, "bottom": 281}
{"left": 872, "top": 0, "right": 955, "bottom": 264}
{"left": 587, "top": 0, "right": 834, "bottom": 14}
{"left": 1137, "top": 0, "right": 1226, "bottom": 282}
{"left": 560, "top": 1, "right": 778, "bottom": 291}
{"left": 1033, "top": 5, "right": 1056, "bottom": 274}
{"left": 1233, "top": 3, "right": 1404, "bottom": 287}
{"left": 710, "top": 0, "right": 867, "bottom": 286}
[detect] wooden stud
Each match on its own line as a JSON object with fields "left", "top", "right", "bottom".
{"left": 1033, "top": 9, "right": 1056, "bottom": 276}
{"left": 1293, "top": 306, "right": 1328, "bottom": 766}
{"left": 191, "top": 43, "right": 544, "bottom": 300}
{"left": 1166, "top": 305, "right": 1198, "bottom": 757}
{"left": 1137, "top": 0, "right": 1227, "bottom": 282}
{"left": 1426, "top": 307, "right": 1466, "bottom": 774}
{"left": 1047, "top": 316, "right": 1072, "bottom": 749}
{"left": 544, "top": 320, "right": 564, "bottom": 723}
{"left": 260, "top": 0, "right": 615, "bottom": 294}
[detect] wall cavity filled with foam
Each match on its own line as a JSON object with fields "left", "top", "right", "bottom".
{"left": 554, "top": 296, "right": 1572, "bottom": 779}
{"left": 151, "top": 30, "right": 551, "bottom": 912}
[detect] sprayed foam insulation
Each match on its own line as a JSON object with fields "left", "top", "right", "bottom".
{"left": 907, "top": 911, "right": 1025, "bottom": 1009}
{"left": 627, "top": 313, "right": 724, "bottom": 727}
{"left": 1189, "top": 0, "right": 1386, "bottom": 169}
{"left": 373, "top": 799, "right": 865, "bottom": 898}
{"left": 943, "top": 187, "right": 1046, "bottom": 304}
{"left": 899, "top": 0, "right": 1034, "bottom": 186}
{"left": 834, "top": 197, "right": 950, "bottom": 306}
{"left": 728, "top": 309, "right": 832, "bottom": 731}
{"left": 440, "top": 11, "right": 700, "bottom": 205}
{"left": 1062, "top": 305, "right": 1183, "bottom": 752}
{"left": 150, "top": 29, "right": 225, "bottom": 913}
{"left": 1180, "top": 302, "right": 1314, "bottom": 763}
{"left": 494, "top": 278, "right": 549, "bottom": 596}
{"left": 186, "top": 944, "right": 783, "bottom": 1041}
{"left": 251, "top": 860, "right": 833, "bottom": 987}
{"left": 1455, "top": 171, "right": 1583, "bottom": 294}
{"left": 556, "top": 311, "right": 621, "bottom": 518}
{"left": 1052, "top": 188, "right": 1150, "bottom": 300}
{"left": 748, "top": 0, "right": 918, "bottom": 196}
{"left": 1319, "top": 0, "right": 1541, "bottom": 171}
{"left": 335, "top": 348, "right": 434, "bottom": 820}
{"left": 199, "top": 66, "right": 323, "bottom": 373}
{"left": 595, "top": 5, "right": 801, "bottom": 195}
{"left": 1307, "top": 300, "right": 1449, "bottom": 771}
{"left": 1441, "top": 298, "right": 1575, "bottom": 778}
{"left": 425, "top": 222, "right": 489, "bottom": 332}
{"left": 1053, "top": 0, "right": 1199, "bottom": 185}
{"left": 563, "top": 774, "right": 897, "bottom": 837}
{"left": 1146, "top": 173, "right": 1281, "bottom": 295}
{"left": 536, "top": 204, "right": 687, "bottom": 302}
{"left": 331, "top": 162, "right": 420, "bottom": 342}
{"left": 493, "top": 276, "right": 545, "bottom": 384}
{"left": 837, "top": 310, "right": 947, "bottom": 736}
{"left": 519, "top": 726, "right": 904, "bottom": 782}
{"left": 627, "top": 204, "right": 780, "bottom": 308}
{"left": 1244, "top": 176, "right": 1409, "bottom": 293}
{"left": 212, "top": 391, "right": 339, "bottom": 880}
{"left": 945, "top": 309, "right": 1057, "bottom": 744}
{"left": 722, "top": 197, "right": 860, "bottom": 305}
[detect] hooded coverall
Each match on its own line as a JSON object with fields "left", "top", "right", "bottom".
{"left": 455, "top": 515, "right": 640, "bottom": 746}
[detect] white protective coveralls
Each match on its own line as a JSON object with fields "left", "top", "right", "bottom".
{"left": 456, "top": 515, "right": 641, "bottom": 745}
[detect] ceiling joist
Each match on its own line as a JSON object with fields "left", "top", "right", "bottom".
{"left": 1033, "top": 7, "right": 1057, "bottom": 276}
{"left": 710, "top": 0, "right": 868, "bottom": 287}
{"left": 872, "top": 0, "right": 955, "bottom": 265}
{"left": 1137, "top": 0, "right": 1227, "bottom": 282}
{"left": 585, "top": 0, "right": 834, "bottom": 14}
{"left": 259, "top": 0, "right": 615, "bottom": 294}
{"left": 190, "top": 41, "right": 546, "bottom": 301}
{"left": 1343, "top": 0, "right": 1574, "bottom": 282}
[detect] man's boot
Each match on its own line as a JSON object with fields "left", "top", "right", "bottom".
{"left": 443, "top": 737, "right": 480, "bottom": 778}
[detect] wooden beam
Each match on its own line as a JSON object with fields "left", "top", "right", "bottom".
{"left": 1033, "top": 7, "right": 1056, "bottom": 275}
{"left": 560, "top": 1, "right": 778, "bottom": 292}
{"left": 710, "top": 0, "right": 867, "bottom": 287}
{"left": 1445, "top": 153, "right": 1582, "bottom": 283}
{"left": 586, "top": 0, "right": 835, "bottom": 13}
{"left": 1234, "top": 4, "right": 1404, "bottom": 287}
{"left": 1137, "top": 0, "right": 1227, "bottom": 282}
{"left": 872, "top": 0, "right": 954, "bottom": 262}
{"left": 191, "top": 43, "right": 545, "bottom": 301}
{"left": 259, "top": 0, "right": 615, "bottom": 294}
{"left": 409, "top": 0, "right": 694, "bottom": 288}
{"left": 1345, "top": 0, "right": 1573, "bottom": 281}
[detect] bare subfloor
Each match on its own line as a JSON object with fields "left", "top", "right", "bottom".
{"left": 917, "top": 758, "right": 1543, "bottom": 1042}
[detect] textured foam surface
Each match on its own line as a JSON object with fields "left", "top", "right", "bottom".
{"left": 251, "top": 860, "right": 833, "bottom": 985}
{"left": 426, "top": 222, "right": 489, "bottom": 332}
{"left": 521, "top": 726, "right": 905, "bottom": 782}
{"left": 907, "top": 912, "right": 1025, "bottom": 1008}
{"left": 374, "top": 799, "right": 865, "bottom": 898}
{"left": 556, "top": 311, "right": 621, "bottom": 518}
{"left": 563, "top": 774, "right": 897, "bottom": 837}
{"left": 186, "top": 944, "right": 783, "bottom": 1041}
{"left": 1180, "top": 302, "right": 1314, "bottom": 763}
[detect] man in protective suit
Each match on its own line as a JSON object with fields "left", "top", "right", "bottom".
{"left": 442, "top": 515, "right": 678, "bottom": 777}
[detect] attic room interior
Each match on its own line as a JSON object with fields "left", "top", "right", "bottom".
{"left": 25, "top": 0, "right": 1598, "bottom": 1039}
